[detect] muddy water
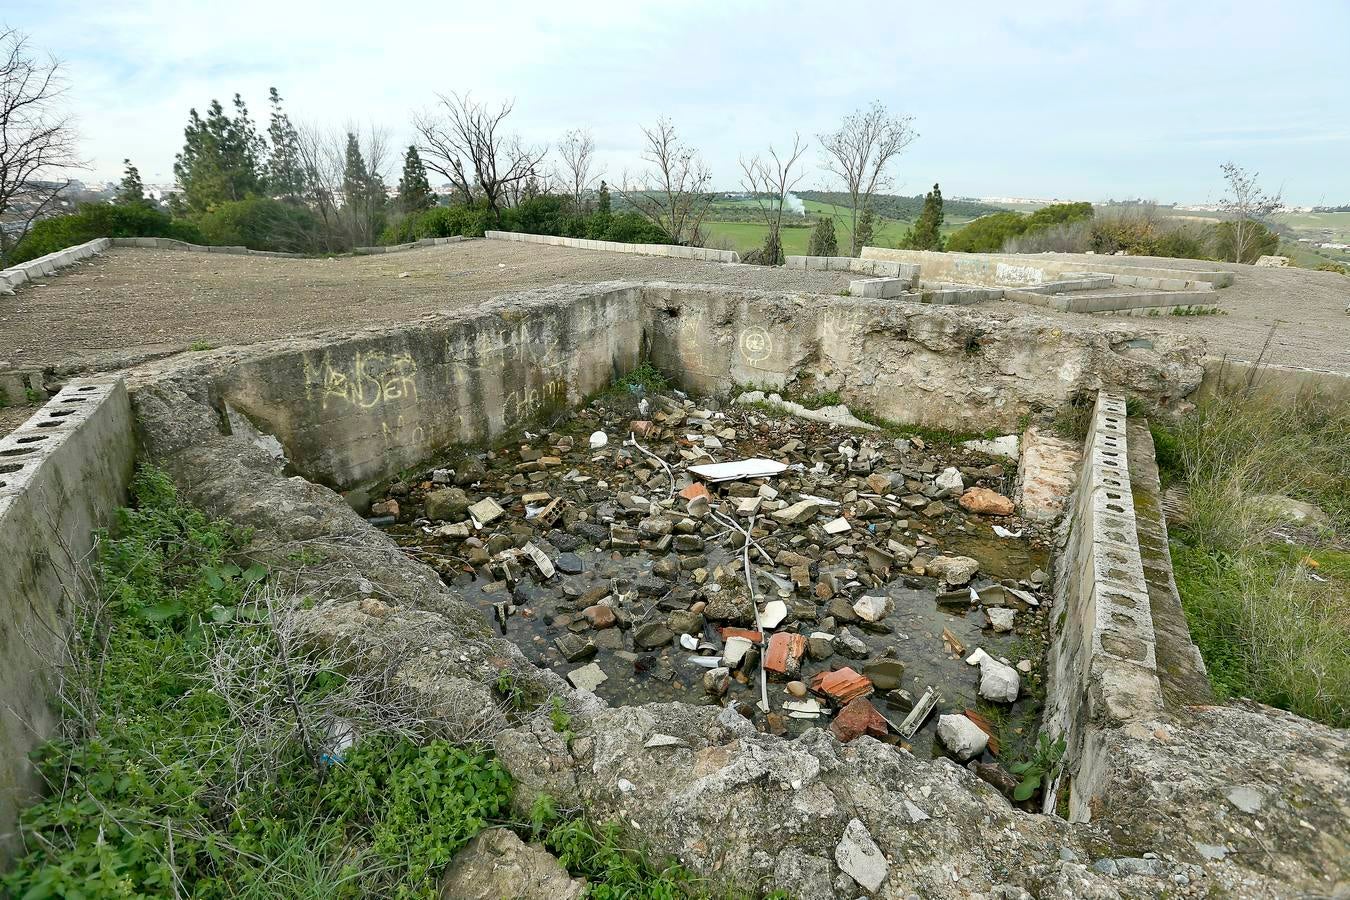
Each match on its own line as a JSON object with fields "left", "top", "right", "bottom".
{"left": 379, "top": 393, "right": 1053, "bottom": 763}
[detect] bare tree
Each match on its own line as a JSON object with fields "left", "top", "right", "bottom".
{"left": 413, "top": 93, "right": 547, "bottom": 218}
{"left": 818, "top": 101, "right": 917, "bottom": 255}
{"left": 0, "top": 28, "right": 81, "bottom": 264}
{"left": 558, "top": 127, "right": 598, "bottom": 213}
{"left": 619, "top": 118, "right": 714, "bottom": 245}
{"left": 295, "top": 122, "right": 343, "bottom": 250}
{"left": 1219, "top": 161, "right": 1282, "bottom": 264}
{"left": 738, "top": 134, "right": 809, "bottom": 264}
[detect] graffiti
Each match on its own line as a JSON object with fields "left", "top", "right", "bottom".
{"left": 504, "top": 378, "right": 568, "bottom": 422}
{"left": 822, "top": 307, "right": 863, "bottom": 341}
{"left": 738, "top": 325, "right": 774, "bottom": 364}
{"left": 305, "top": 350, "right": 419, "bottom": 410}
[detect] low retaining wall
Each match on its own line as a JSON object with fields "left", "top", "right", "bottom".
{"left": 861, "top": 247, "right": 1235, "bottom": 289}
{"left": 1005, "top": 288, "right": 1219, "bottom": 315}
{"left": 0, "top": 238, "right": 110, "bottom": 294}
{"left": 1199, "top": 356, "right": 1350, "bottom": 403}
{"left": 113, "top": 236, "right": 470, "bottom": 258}
{"left": 1043, "top": 392, "right": 1164, "bottom": 821}
{"left": 485, "top": 230, "right": 740, "bottom": 263}
{"left": 785, "top": 255, "right": 918, "bottom": 280}
{"left": 0, "top": 378, "right": 136, "bottom": 864}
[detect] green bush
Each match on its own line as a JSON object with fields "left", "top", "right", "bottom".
{"left": 1209, "top": 219, "right": 1279, "bottom": 264}
{"left": 7, "top": 203, "right": 204, "bottom": 264}
{"left": 1088, "top": 208, "right": 1211, "bottom": 260}
{"left": 380, "top": 203, "right": 493, "bottom": 244}
{"left": 195, "top": 197, "right": 321, "bottom": 253}
{"left": 1314, "top": 261, "right": 1349, "bottom": 275}
{"left": 1023, "top": 201, "right": 1094, "bottom": 231}
{"left": 945, "top": 211, "right": 1027, "bottom": 252}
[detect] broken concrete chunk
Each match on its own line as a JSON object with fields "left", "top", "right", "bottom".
{"left": 759, "top": 599, "right": 788, "bottom": 629}
{"left": 928, "top": 555, "right": 979, "bottom": 587}
{"left": 468, "top": 497, "right": 505, "bottom": 526}
{"left": 937, "top": 714, "right": 989, "bottom": 761}
{"left": 959, "top": 487, "right": 1015, "bottom": 516}
{"left": 440, "top": 828, "right": 586, "bottom": 900}
{"left": 555, "top": 633, "right": 597, "bottom": 662}
{"left": 831, "top": 697, "right": 889, "bottom": 743}
{"left": 966, "top": 648, "right": 1021, "bottom": 702}
{"left": 822, "top": 516, "right": 851, "bottom": 535}
{"left": 567, "top": 662, "right": 607, "bottom": 691}
{"left": 987, "top": 607, "right": 1016, "bottom": 633}
{"left": 852, "top": 593, "right": 893, "bottom": 623}
{"left": 425, "top": 487, "right": 470, "bottom": 521}
{"left": 935, "top": 466, "right": 964, "bottom": 493}
{"left": 772, "top": 498, "right": 822, "bottom": 524}
{"left": 834, "top": 818, "right": 888, "bottom": 892}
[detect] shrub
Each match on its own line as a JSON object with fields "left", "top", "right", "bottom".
{"left": 1209, "top": 219, "right": 1279, "bottom": 264}
{"left": 380, "top": 203, "right": 494, "bottom": 244}
{"left": 1003, "top": 220, "right": 1092, "bottom": 254}
{"left": 195, "top": 197, "right": 321, "bottom": 253}
{"left": 808, "top": 216, "right": 839, "bottom": 256}
{"left": 1314, "top": 261, "right": 1349, "bottom": 275}
{"left": 1023, "top": 201, "right": 1094, "bottom": 231}
{"left": 945, "top": 211, "right": 1027, "bottom": 252}
{"left": 7, "top": 202, "right": 204, "bottom": 264}
{"left": 1088, "top": 206, "right": 1211, "bottom": 260}
{"left": 499, "top": 194, "right": 570, "bottom": 236}
{"left": 589, "top": 211, "right": 667, "bottom": 243}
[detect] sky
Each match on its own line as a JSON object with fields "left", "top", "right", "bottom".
{"left": 8, "top": 0, "right": 1350, "bottom": 206}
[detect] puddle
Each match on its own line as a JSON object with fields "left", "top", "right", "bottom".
{"left": 378, "top": 390, "right": 1053, "bottom": 763}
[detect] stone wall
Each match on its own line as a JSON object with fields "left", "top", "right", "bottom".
{"left": 0, "top": 378, "right": 135, "bottom": 864}
{"left": 1042, "top": 392, "right": 1164, "bottom": 821}
{"left": 485, "top": 230, "right": 740, "bottom": 263}
{"left": 860, "top": 247, "right": 1235, "bottom": 289}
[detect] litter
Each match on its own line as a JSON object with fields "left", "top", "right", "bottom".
{"left": 688, "top": 458, "right": 787, "bottom": 482}
{"left": 759, "top": 599, "right": 788, "bottom": 628}
{"left": 992, "top": 525, "right": 1023, "bottom": 539}
{"left": 687, "top": 656, "right": 724, "bottom": 668}
{"left": 522, "top": 543, "right": 555, "bottom": 579}
{"left": 589, "top": 431, "right": 608, "bottom": 449}
{"left": 897, "top": 688, "right": 938, "bottom": 740}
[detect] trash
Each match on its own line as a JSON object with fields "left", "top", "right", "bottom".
{"left": 764, "top": 632, "right": 806, "bottom": 678}
{"left": 523, "top": 542, "right": 555, "bottom": 579}
{"left": 810, "top": 666, "right": 873, "bottom": 704}
{"left": 679, "top": 633, "right": 700, "bottom": 650}
{"left": 898, "top": 687, "right": 938, "bottom": 740}
{"left": 992, "top": 524, "right": 1023, "bottom": 539}
{"left": 723, "top": 635, "right": 753, "bottom": 666}
{"left": 321, "top": 718, "right": 359, "bottom": 765}
{"left": 937, "top": 713, "right": 988, "bottom": 761}
{"left": 468, "top": 497, "right": 505, "bottom": 527}
{"left": 823, "top": 516, "right": 851, "bottom": 535}
{"left": 784, "top": 698, "right": 822, "bottom": 718}
{"left": 941, "top": 627, "right": 966, "bottom": 656}
{"left": 589, "top": 431, "right": 608, "bottom": 449}
{"left": 759, "top": 599, "right": 788, "bottom": 629}
{"left": 688, "top": 458, "right": 787, "bottom": 482}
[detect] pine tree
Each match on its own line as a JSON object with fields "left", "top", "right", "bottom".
{"left": 808, "top": 217, "right": 838, "bottom": 256}
{"left": 901, "top": 183, "right": 945, "bottom": 250}
{"left": 853, "top": 205, "right": 875, "bottom": 255}
{"left": 173, "top": 94, "right": 266, "bottom": 214}
{"left": 596, "top": 180, "right": 611, "bottom": 216}
{"left": 397, "top": 145, "right": 434, "bottom": 213}
{"left": 342, "top": 133, "right": 387, "bottom": 245}
{"left": 116, "top": 159, "right": 148, "bottom": 206}
{"left": 266, "top": 87, "right": 305, "bottom": 202}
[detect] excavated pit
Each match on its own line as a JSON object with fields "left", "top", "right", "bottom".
{"left": 372, "top": 388, "right": 1053, "bottom": 759}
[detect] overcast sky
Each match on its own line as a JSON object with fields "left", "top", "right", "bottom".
{"left": 11, "top": 0, "right": 1350, "bottom": 206}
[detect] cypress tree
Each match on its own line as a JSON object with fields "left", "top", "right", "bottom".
{"left": 808, "top": 217, "right": 838, "bottom": 256}
{"left": 901, "top": 183, "right": 945, "bottom": 250}
{"left": 266, "top": 87, "right": 305, "bottom": 202}
{"left": 116, "top": 159, "right": 148, "bottom": 206}
{"left": 397, "top": 145, "right": 435, "bottom": 213}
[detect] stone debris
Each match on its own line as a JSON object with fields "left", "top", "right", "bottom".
{"left": 834, "top": 818, "right": 888, "bottom": 892}
{"left": 937, "top": 713, "right": 990, "bottom": 760}
{"left": 440, "top": 828, "right": 586, "bottom": 900}
{"left": 959, "top": 487, "right": 1015, "bottom": 516}
{"left": 375, "top": 386, "right": 1051, "bottom": 755}
{"left": 966, "top": 648, "right": 1021, "bottom": 702}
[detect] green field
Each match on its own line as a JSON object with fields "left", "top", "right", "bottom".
{"left": 704, "top": 197, "right": 976, "bottom": 255}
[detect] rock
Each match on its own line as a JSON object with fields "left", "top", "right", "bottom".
{"left": 826, "top": 596, "right": 859, "bottom": 623}
{"left": 921, "top": 500, "right": 948, "bottom": 518}
{"left": 786, "top": 680, "right": 808, "bottom": 698}
{"left": 555, "top": 633, "right": 597, "bottom": 662}
{"left": 833, "top": 628, "right": 868, "bottom": 659}
{"left": 639, "top": 516, "right": 674, "bottom": 538}
{"left": 865, "top": 472, "right": 892, "bottom": 494}
{"left": 634, "top": 622, "right": 674, "bottom": 649}
{"left": 1252, "top": 494, "right": 1330, "bottom": 527}
{"left": 969, "top": 760, "right": 1019, "bottom": 798}
{"left": 1226, "top": 785, "right": 1265, "bottom": 814}
{"left": 555, "top": 552, "right": 584, "bottom": 575}
{"left": 425, "top": 487, "right": 470, "bottom": 521}
{"left": 937, "top": 714, "right": 989, "bottom": 761}
{"left": 772, "top": 499, "right": 822, "bottom": 524}
{"left": 831, "top": 697, "right": 889, "bottom": 744}
{"left": 468, "top": 497, "right": 506, "bottom": 526}
{"left": 959, "top": 487, "right": 1015, "bottom": 516}
{"left": 966, "top": 648, "right": 1021, "bottom": 702}
{"left": 852, "top": 594, "right": 893, "bottom": 623}
{"left": 928, "top": 555, "right": 979, "bottom": 587}
{"left": 806, "top": 635, "right": 835, "bottom": 660}
{"left": 987, "top": 607, "right": 1016, "bottom": 633}
{"left": 667, "top": 610, "right": 705, "bottom": 635}
{"left": 703, "top": 666, "right": 731, "bottom": 697}
{"left": 834, "top": 818, "right": 888, "bottom": 892}
{"left": 440, "top": 828, "right": 586, "bottom": 900}
{"left": 370, "top": 498, "right": 400, "bottom": 518}
{"left": 1016, "top": 658, "right": 1033, "bottom": 673}
{"left": 935, "top": 466, "right": 964, "bottom": 494}
{"left": 822, "top": 516, "right": 851, "bottom": 535}
{"left": 652, "top": 555, "right": 680, "bottom": 579}
{"left": 703, "top": 593, "right": 754, "bottom": 624}
{"left": 863, "top": 658, "right": 906, "bottom": 691}
{"left": 582, "top": 605, "right": 616, "bottom": 629}
{"left": 567, "top": 662, "right": 607, "bottom": 691}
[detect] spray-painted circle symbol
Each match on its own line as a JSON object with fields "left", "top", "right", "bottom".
{"left": 739, "top": 326, "right": 773, "bottom": 363}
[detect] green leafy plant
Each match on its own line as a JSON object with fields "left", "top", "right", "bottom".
{"left": 1009, "top": 733, "right": 1067, "bottom": 802}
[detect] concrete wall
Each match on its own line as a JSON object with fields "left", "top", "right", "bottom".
{"left": 142, "top": 284, "right": 645, "bottom": 492}
{"left": 642, "top": 284, "right": 1205, "bottom": 433}
{"left": 1198, "top": 356, "right": 1350, "bottom": 406}
{"left": 0, "top": 238, "right": 110, "bottom": 294}
{"left": 112, "top": 236, "right": 469, "bottom": 258}
{"left": 485, "top": 230, "right": 740, "bottom": 263}
{"left": 1043, "top": 392, "right": 1164, "bottom": 821}
{"left": 784, "top": 255, "right": 917, "bottom": 280}
{"left": 860, "top": 247, "right": 1235, "bottom": 289}
{"left": 0, "top": 378, "right": 136, "bottom": 864}
{"left": 1004, "top": 288, "right": 1220, "bottom": 315}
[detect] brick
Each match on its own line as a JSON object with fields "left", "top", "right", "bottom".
{"left": 764, "top": 632, "right": 806, "bottom": 679}
{"left": 719, "top": 626, "right": 763, "bottom": 645}
{"left": 679, "top": 482, "right": 711, "bottom": 502}
{"left": 810, "top": 667, "right": 873, "bottom": 705}
{"left": 831, "top": 697, "right": 889, "bottom": 743}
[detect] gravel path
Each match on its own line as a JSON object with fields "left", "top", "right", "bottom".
{"left": 0, "top": 241, "right": 854, "bottom": 372}
{"left": 2, "top": 240, "right": 1346, "bottom": 378}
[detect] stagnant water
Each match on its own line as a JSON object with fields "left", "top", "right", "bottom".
{"left": 377, "top": 390, "right": 1052, "bottom": 761}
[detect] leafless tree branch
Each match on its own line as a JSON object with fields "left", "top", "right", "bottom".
{"left": 738, "top": 133, "right": 808, "bottom": 264}
{"left": 818, "top": 101, "right": 917, "bottom": 255}
{"left": 413, "top": 93, "right": 547, "bottom": 217}
{"left": 614, "top": 117, "right": 714, "bottom": 245}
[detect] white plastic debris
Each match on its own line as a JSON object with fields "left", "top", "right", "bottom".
{"left": 992, "top": 524, "right": 1023, "bottom": 539}
{"left": 679, "top": 633, "right": 700, "bottom": 651}
{"left": 589, "top": 430, "right": 608, "bottom": 449}
{"left": 688, "top": 458, "right": 787, "bottom": 482}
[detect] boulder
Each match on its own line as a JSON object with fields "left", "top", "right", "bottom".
{"left": 425, "top": 487, "right": 470, "bottom": 521}
{"left": 928, "top": 555, "right": 979, "bottom": 587}
{"left": 966, "top": 648, "right": 1020, "bottom": 702}
{"left": 440, "top": 828, "right": 586, "bottom": 900}
{"left": 959, "top": 487, "right": 1015, "bottom": 516}
{"left": 937, "top": 714, "right": 989, "bottom": 761}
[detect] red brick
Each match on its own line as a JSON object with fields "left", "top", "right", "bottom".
{"left": 719, "top": 626, "right": 763, "bottom": 645}
{"left": 679, "top": 482, "right": 711, "bottom": 502}
{"left": 810, "top": 667, "right": 873, "bottom": 705}
{"left": 831, "top": 697, "right": 889, "bottom": 743}
{"left": 764, "top": 632, "right": 806, "bottom": 679}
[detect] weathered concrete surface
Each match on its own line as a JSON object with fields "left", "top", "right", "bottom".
{"left": 112, "top": 235, "right": 469, "bottom": 258}
{"left": 643, "top": 283, "right": 1206, "bottom": 432}
{"left": 861, "top": 247, "right": 1235, "bottom": 289}
{"left": 1044, "top": 393, "right": 1164, "bottom": 821}
{"left": 785, "top": 255, "right": 918, "bottom": 282}
{"left": 0, "top": 378, "right": 135, "bottom": 865}
{"left": 130, "top": 283, "right": 644, "bottom": 493}
{"left": 1199, "top": 356, "right": 1350, "bottom": 407}
{"left": 0, "top": 238, "right": 110, "bottom": 294}
{"left": 1015, "top": 425, "right": 1081, "bottom": 523}
{"left": 440, "top": 828, "right": 586, "bottom": 899}
{"left": 486, "top": 229, "right": 740, "bottom": 263}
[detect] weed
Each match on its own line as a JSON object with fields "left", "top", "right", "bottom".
{"left": 1008, "top": 733, "right": 1067, "bottom": 802}
{"left": 190, "top": 340, "right": 214, "bottom": 351}
{"left": 614, "top": 361, "right": 670, "bottom": 395}
{"left": 25, "top": 386, "right": 42, "bottom": 404}
{"left": 1051, "top": 398, "right": 1093, "bottom": 443}
{"left": 792, "top": 389, "right": 842, "bottom": 409}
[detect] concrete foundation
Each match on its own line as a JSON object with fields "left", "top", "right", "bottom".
{"left": 861, "top": 247, "right": 1235, "bottom": 289}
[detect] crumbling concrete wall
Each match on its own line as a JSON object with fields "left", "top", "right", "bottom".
{"left": 0, "top": 378, "right": 135, "bottom": 865}
{"left": 642, "top": 283, "right": 1205, "bottom": 432}
{"left": 860, "top": 247, "right": 1235, "bottom": 289}
{"left": 0, "top": 238, "right": 110, "bottom": 294}
{"left": 130, "top": 283, "right": 644, "bottom": 492}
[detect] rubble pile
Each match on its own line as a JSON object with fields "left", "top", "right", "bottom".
{"left": 376, "top": 387, "right": 1053, "bottom": 763}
